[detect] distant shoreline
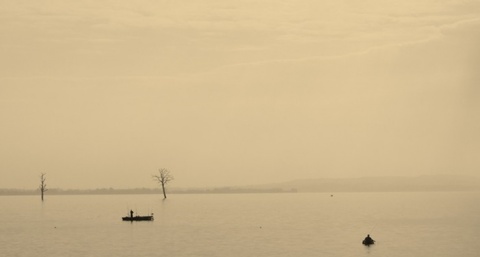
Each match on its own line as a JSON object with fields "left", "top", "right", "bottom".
{"left": 3, "top": 175, "right": 479, "bottom": 196}
{"left": 1, "top": 187, "right": 479, "bottom": 196}
{"left": 0, "top": 187, "right": 297, "bottom": 196}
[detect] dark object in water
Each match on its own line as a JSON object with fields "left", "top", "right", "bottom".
{"left": 122, "top": 210, "right": 154, "bottom": 221}
{"left": 362, "top": 234, "right": 375, "bottom": 246}
{"left": 122, "top": 215, "right": 154, "bottom": 221}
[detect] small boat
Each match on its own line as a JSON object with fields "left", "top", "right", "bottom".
{"left": 362, "top": 234, "right": 375, "bottom": 246}
{"left": 122, "top": 210, "right": 154, "bottom": 221}
{"left": 122, "top": 215, "right": 154, "bottom": 221}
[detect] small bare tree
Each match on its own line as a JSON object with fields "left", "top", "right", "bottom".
{"left": 152, "top": 168, "right": 174, "bottom": 199}
{"left": 39, "top": 173, "right": 48, "bottom": 201}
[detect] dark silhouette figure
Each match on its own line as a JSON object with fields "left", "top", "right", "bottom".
{"left": 130, "top": 210, "right": 134, "bottom": 219}
{"left": 363, "top": 234, "right": 375, "bottom": 245}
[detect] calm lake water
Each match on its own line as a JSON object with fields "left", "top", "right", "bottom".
{"left": 1, "top": 192, "right": 479, "bottom": 257}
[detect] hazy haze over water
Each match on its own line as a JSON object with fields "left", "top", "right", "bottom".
{"left": 1, "top": 0, "right": 479, "bottom": 189}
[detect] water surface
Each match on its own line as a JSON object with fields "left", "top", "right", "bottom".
{"left": 1, "top": 192, "right": 479, "bottom": 257}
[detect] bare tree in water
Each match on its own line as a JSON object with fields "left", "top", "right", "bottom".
{"left": 152, "top": 168, "right": 174, "bottom": 199}
{"left": 39, "top": 173, "right": 48, "bottom": 201}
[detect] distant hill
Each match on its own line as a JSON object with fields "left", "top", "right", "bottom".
{"left": 241, "top": 175, "right": 480, "bottom": 192}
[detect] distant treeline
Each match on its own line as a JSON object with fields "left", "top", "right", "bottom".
{"left": 0, "top": 187, "right": 297, "bottom": 196}
{"left": 0, "top": 188, "right": 160, "bottom": 196}
{"left": 176, "top": 187, "right": 297, "bottom": 194}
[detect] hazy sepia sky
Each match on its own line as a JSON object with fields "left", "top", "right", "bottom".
{"left": 1, "top": 0, "right": 479, "bottom": 189}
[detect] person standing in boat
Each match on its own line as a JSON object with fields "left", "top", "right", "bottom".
{"left": 130, "top": 210, "right": 134, "bottom": 219}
